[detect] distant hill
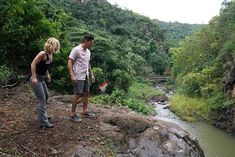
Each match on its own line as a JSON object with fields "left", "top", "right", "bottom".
{"left": 49, "top": 0, "right": 203, "bottom": 44}
{"left": 157, "top": 20, "right": 204, "bottom": 41}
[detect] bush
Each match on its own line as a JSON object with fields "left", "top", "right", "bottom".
{"left": 0, "top": 65, "right": 16, "bottom": 86}
{"left": 207, "top": 89, "right": 234, "bottom": 109}
{"left": 128, "top": 81, "right": 164, "bottom": 100}
{"left": 90, "top": 67, "right": 106, "bottom": 94}
{"left": 122, "top": 98, "right": 153, "bottom": 115}
{"left": 90, "top": 88, "right": 154, "bottom": 115}
{"left": 180, "top": 72, "right": 203, "bottom": 97}
{"left": 107, "top": 69, "right": 133, "bottom": 93}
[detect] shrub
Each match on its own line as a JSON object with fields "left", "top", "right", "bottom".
{"left": 90, "top": 89, "right": 154, "bottom": 115}
{"left": 122, "top": 98, "right": 153, "bottom": 115}
{"left": 90, "top": 67, "right": 106, "bottom": 94}
{"left": 107, "top": 69, "right": 133, "bottom": 93}
{"left": 0, "top": 65, "right": 16, "bottom": 86}
{"left": 207, "top": 89, "right": 234, "bottom": 109}
{"left": 128, "top": 81, "right": 163, "bottom": 100}
{"left": 181, "top": 72, "right": 203, "bottom": 97}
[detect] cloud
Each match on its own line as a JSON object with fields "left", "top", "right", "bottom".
{"left": 107, "top": 0, "right": 224, "bottom": 24}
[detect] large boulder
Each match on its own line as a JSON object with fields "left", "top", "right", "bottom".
{"left": 99, "top": 110, "right": 205, "bottom": 157}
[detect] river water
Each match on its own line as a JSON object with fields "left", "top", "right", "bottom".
{"left": 154, "top": 92, "right": 235, "bottom": 157}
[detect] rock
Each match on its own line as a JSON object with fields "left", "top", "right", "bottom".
{"left": 104, "top": 115, "right": 149, "bottom": 134}
{"left": 163, "top": 105, "right": 170, "bottom": 109}
{"left": 100, "top": 111, "right": 205, "bottom": 157}
{"left": 51, "top": 95, "right": 72, "bottom": 103}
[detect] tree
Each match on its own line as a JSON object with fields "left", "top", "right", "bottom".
{"left": 0, "top": 0, "right": 60, "bottom": 69}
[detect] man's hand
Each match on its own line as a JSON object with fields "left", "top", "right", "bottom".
{"left": 70, "top": 75, "right": 77, "bottom": 83}
{"left": 91, "top": 75, "right": 95, "bottom": 83}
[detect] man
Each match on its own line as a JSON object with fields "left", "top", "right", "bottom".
{"left": 67, "top": 34, "right": 95, "bottom": 122}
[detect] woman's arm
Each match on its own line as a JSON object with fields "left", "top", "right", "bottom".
{"left": 31, "top": 51, "right": 46, "bottom": 84}
{"left": 45, "top": 70, "right": 51, "bottom": 82}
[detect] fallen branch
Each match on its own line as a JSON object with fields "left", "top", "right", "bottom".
{"left": 1, "top": 82, "right": 19, "bottom": 88}
{"left": 21, "top": 145, "right": 36, "bottom": 156}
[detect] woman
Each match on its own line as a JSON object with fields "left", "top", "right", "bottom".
{"left": 30, "top": 37, "right": 60, "bottom": 128}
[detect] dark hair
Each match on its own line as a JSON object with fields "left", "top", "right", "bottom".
{"left": 81, "top": 34, "right": 94, "bottom": 42}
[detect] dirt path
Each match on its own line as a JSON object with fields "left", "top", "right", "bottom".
{"left": 0, "top": 83, "right": 113, "bottom": 157}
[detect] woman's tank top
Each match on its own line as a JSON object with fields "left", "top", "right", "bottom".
{"left": 36, "top": 52, "right": 50, "bottom": 76}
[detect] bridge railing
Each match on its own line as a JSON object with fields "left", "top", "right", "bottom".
{"left": 148, "top": 75, "right": 167, "bottom": 82}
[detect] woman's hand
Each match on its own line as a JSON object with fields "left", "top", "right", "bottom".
{"left": 45, "top": 71, "right": 51, "bottom": 83}
{"left": 46, "top": 75, "right": 52, "bottom": 83}
{"left": 31, "top": 77, "right": 38, "bottom": 85}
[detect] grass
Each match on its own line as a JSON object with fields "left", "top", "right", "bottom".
{"left": 127, "top": 82, "right": 164, "bottom": 100}
{"left": 90, "top": 81, "right": 163, "bottom": 115}
{"left": 169, "top": 94, "right": 211, "bottom": 121}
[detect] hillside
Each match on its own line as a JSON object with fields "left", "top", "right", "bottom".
{"left": 0, "top": 83, "right": 205, "bottom": 157}
{"left": 0, "top": 0, "right": 203, "bottom": 94}
{"left": 158, "top": 21, "right": 204, "bottom": 46}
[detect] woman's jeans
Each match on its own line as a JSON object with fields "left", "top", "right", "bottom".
{"left": 30, "top": 75, "right": 50, "bottom": 126}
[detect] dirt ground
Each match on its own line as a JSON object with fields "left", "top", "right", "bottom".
{"left": 0, "top": 83, "right": 114, "bottom": 157}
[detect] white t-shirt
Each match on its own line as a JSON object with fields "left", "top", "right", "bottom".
{"left": 69, "top": 45, "right": 91, "bottom": 80}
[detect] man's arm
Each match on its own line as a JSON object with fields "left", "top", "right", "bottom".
{"left": 89, "top": 64, "right": 95, "bottom": 83}
{"left": 68, "top": 58, "right": 76, "bottom": 82}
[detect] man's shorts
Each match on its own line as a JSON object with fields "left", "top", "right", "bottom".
{"left": 73, "top": 79, "right": 90, "bottom": 95}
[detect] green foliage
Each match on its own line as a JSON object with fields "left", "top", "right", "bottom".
{"left": 122, "top": 98, "right": 153, "bottom": 115}
{"left": 207, "top": 88, "right": 234, "bottom": 109}
{"left": 47, "top": 0, "right": 179, "bottom": 78}
{"left": 148, "top": 53, "right": 168, "bottom": 75}
{"left": 0, "top": 0, "right": 61, "bottom": 69}
{"left": 170, "top": 94, "right": 211, "bottom": 121}
{"left": 90, "top": 90, "right": 154, "bottom": 115}
{"left": 170, "top": 90, "right": 234, "bottom": 121}
{"left": 0, "top": 65, "right": 14, "bottom": 85}
{"left": 128, "top": 81, "right": 164, "bottom": 100}
{"left": 126, "top": 52, "right": 153, "bottom": 77}
{"left": 90, "top": 90, "right": 124, "bottom": 106}
{"left": 170, "top": 1, "right": 235, "bottom": 118}
{"left": 110, "top": 69, "right": 133, "bottom": 92}
{"left": 90, "top": 67, "right": 106, "bottom": 94}
{"left": 159, "top": 21, "right": 204, "bottom": 41}
{"left": 0, "top": 0, "right": 204, "bottom": 95}
{"left": 90, "top": 79, "right": 162, "bottom": 115}
{"left": 180, "top": 72, "right": 203, "bottom": 97}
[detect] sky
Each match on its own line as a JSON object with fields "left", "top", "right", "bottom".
{"left": 106, "top": 0, "right": 224, "bottom": 24}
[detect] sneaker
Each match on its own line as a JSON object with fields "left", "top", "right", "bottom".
{"left": 82, "top": 111, "right": 95, "bottom": 119}
{"left": 40, "top": 123, "right": 54, "bottom": 129}
{"left": 47, "top": 116, "right": 52, "bottom": 121}
{"left": 70, "top": 114, "right": 82, "bottom": 122}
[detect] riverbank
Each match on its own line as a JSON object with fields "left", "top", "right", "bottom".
{"left": 166, "top": 90, "right": 235, "bottom": 136}
{"left": 211, "top": 106, "right": 235, "bottom": 136}
{"left": 154, "top": 84, "right": 235, "bottom": 157}
{"left": 0, "top": 83, "right": 205, "bottom": 157}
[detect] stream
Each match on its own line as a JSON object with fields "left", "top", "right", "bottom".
{"left": 154, "top": 86, "right": 235, "bottom": 157}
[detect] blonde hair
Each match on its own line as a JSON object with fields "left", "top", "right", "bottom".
{"left": 44, "top": 37, "right": 60, "bottom": 54}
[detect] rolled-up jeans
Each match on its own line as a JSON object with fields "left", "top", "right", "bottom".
{"left": 30, "top": 75, "right": 50, "bottom": 126}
